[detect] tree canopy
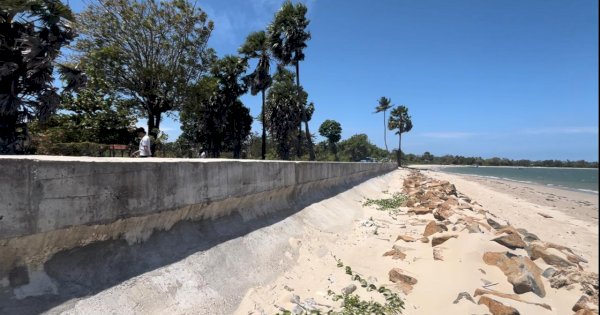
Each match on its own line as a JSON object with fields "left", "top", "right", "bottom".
{"left": 268, "top": 0, "right": 313, "bottom": 159}
{"left": 180, "top": 55, "right": 252, "bottom": 158}
{"left": 0, "top": 0, "right": 83, "bottom": 153}
{"left": 76, "top": 0, "right": 215, "bottom": 143}
{"left": 265, "top": 68, "right": 305, "bottom": 160}
{"left": 319, "top": 119, "right": 342, "bottom": 160}
{"left": 319, "top": 119, "right": 342, "bottom": 144}
{"left": 388, "top": 105, "right": 413, "bottom": 166}
{"left": 268, "top": 0, "right": 310, "bottom": 67}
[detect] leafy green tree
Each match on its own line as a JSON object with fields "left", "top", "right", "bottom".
{"left": 388, "top": 105, "right": 413, "bottom": 167}
{"left": 265, "top": 68, "right": 304, "bottom": 160}
{"left": 76, "top": 0, "right": 214, "bottom": 151}
{"left": 181, "top": 56, "right": 251, "bottom": 158}
{"left": 179, "top": 75, "right": 217, "bottom": 156}
{"left": 422, "top": 151, "right": 434, "bottom": 163}
{"left": 268, "top": 0, "right": 313, "bottom": 160}
{"left": 239, "top": 30, "right": 272, "bottom": 160}
{"left": 318, "top": 119, "right": 342, "bottom": 160}
{"left": 225, "top": 99, "right": 252, "bottom": 158}
{"left": 374, "top": 97, "right": 392, "bottom": 152}
{"left": 338, "top": 134, "right": 371, "bottom": 162}
{"left": 42, "top": 76, "right": 135, "bottom": 144}
{"left": 0, "top": 0, "right": 84, "bottom": 153}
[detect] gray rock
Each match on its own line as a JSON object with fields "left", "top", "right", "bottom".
{"left": 542, "top": 267, "right": 557, "bottom": 279}
{"left": 522, "top": 232, "right": 540, "bottom": 242}
{"left": 341, "top": 284, "right": 357, "bottom": 295}
{"left": 452, "top": 291, "right": 475, "bottom": 304}
{"left": 487, "top": 218, "right": 504, "bottom": 230}
{"left": 483, "top": 251, "right": 546, "bottom": 297}
{"left": 516, "top": 228, "right": 528, "bottom": 235}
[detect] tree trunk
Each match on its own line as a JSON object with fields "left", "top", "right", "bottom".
{"left": 330, "top": 141, "right": 339, "bottom": 161}
{"left": 304, "top": 120, "right": 315, "bottom": 161}
{"left": 147, "top": 110, "right": 161, "bottom": 157}
{"left": 398, "top": 133, "right": 402, "bottom": 167}
{"left": 383, "top": 110, "right": 388, "bottom": 151}
{"left": 261, "top": 89, "right": 266, "bottom": 160}
{"left": 397, "top": 114, "right": 402, "bottom": 167}
{"left": 295, "top": 63, "right": 307, "bottom": 159}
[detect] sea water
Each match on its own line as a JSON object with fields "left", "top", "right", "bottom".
{"left": 439, "top": 166, "right": 598, "bottom": 194}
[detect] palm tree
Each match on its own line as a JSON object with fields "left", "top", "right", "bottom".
{"left": 268, "top": 0, "right": 313, "bottom": 160}
{"left": 374, "top": 97, "right": 393, "bottom": 151}
{"left": 1, "top": 0, "right": 83, "bottom": 153}
{"left": 239, "top": 31, "right": 272, "bottom": 160}
{"left": 388, "top": 105, "right": 413, "bottom": 167}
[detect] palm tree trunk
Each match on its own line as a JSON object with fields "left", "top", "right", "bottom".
{"left": 261, "top": 89, "right": 266, "bottom": 160}
{"left": 295, "top": 63, "right": 302, "bottom": 158}
{"left": 383, "top": 110, "right": 388, "bottom": 151}
{"left": 397, "top": 114, "right": 402, "bottom": 167}
{"left": 398, "top": 133, "right": 402, "bottom": 167}
{"left": 304, "top": 120, "right": 315, "bottom": 160}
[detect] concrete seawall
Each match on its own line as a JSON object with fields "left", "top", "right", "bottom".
{"left": 0, "top": 156, "right": 395, "bottom": 292}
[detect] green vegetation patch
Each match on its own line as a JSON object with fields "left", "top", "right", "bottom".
{"left": 276, "top": 259, "right": 404, "bottom": 315}
{"left": 363, "top": 192, "right": 407, "bottom": 211}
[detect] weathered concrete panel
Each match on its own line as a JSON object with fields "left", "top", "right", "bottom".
{"left": 1, "top": 157, "right": 394, "bottom": 240}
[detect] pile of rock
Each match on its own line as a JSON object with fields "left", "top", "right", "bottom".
{"left": 384, "top": 170, "right": 599, "bottom": 315}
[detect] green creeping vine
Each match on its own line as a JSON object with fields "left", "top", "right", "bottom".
{"left": 276, "top": 259, "right": 404, "bottom": 315}
{"left": 362, "top": 193, "right": 407, "bottom": 211}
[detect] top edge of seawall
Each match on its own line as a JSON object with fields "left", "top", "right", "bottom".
{"left": 0, "top": 155, "right": 398, "bottom": 165}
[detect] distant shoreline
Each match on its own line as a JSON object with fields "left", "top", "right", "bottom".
{"left": 407, "top": 164, "right": 599, "bottom": 170}
{"left": 409, "top": 164, "right": 599, "bottom": 195}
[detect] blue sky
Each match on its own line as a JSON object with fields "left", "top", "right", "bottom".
{"left": 67, "top": 0, "right": 599, "bottom": 161}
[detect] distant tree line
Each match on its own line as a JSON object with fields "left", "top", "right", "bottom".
{"left": 404, "top": 152, "right": 598, "bottom": 168}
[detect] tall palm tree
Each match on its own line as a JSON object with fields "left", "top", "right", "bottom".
{"left": 388, "top": 105, "right": 413, "bottom": 167}
{"left": 374, "top": 96, "right": 393, "bottom": 151}
{"left": 268, "top": 0, "right": 313, "bottom": 160}
{"left": 239, "top": 31, "right": 272, "bottom": 160}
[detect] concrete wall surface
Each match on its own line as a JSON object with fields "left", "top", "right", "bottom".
{"left": 0, "top": 156, "right": 395, "bottom": 285}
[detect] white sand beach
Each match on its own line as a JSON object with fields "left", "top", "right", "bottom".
{"left": 235, "top": 168, "right": 598, "bottom": 315}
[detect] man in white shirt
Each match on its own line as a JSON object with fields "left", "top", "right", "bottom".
{"left": 132, "top": 127, "right": 151, "bottom": 157}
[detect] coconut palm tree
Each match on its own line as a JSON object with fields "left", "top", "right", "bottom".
{"left": 374, "top": 96, "right": 393, "bottom": 151}
{"left": 268, "top": 0, "right": 313, "bottom": 160}
{"left": 388, "top": 105, "right": 413, "bottom": 167}
{"left": 239, "top": 31, "right": 272, "bottom": 160}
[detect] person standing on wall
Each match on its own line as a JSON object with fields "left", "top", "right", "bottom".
{"left": 131, "top": 127, "right": 151, "bottom": 158}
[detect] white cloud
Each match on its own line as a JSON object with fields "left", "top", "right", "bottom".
{"left": 419, "top": 132, "right": 477, "bottom": 139}
{"left": 521, "top": 127, "right": 598, "bottom": 135}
